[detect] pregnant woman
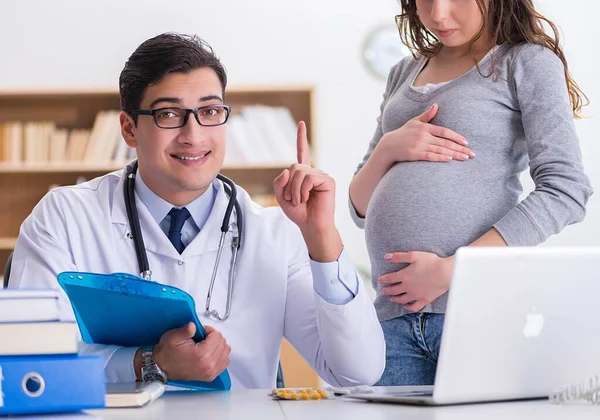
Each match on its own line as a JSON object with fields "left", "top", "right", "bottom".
{"left": 349, "top": 0, "right": 594, "bottom": 385}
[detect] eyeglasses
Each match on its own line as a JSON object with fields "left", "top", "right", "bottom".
{"left": 130, "top": 105, "right": 231, "bottom": 129}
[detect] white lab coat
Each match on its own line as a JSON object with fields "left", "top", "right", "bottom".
{"left": 10, "top": 166, "right": 385, "bottom": 389}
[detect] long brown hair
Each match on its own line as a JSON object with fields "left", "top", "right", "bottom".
{"left": 396, "top": 0, "right": 589, "bottom": 118}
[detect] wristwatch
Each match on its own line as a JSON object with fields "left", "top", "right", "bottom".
{"left": 141, "top": 345, "right": 168, "bottom": 384}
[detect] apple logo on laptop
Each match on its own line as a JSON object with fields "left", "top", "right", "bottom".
{"left": 523, "top": 308, "right": 544, "bottom": 338}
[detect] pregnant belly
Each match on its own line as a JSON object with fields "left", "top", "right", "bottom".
{"left": 365, "top": 160, "right": 518, "bottom": 260}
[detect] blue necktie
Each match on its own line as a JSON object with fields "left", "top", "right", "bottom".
{"left": 168, "top": 207, "right": 191, "bottom": 254}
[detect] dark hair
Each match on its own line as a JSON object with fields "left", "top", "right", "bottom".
{"left": 396, "top": 0, "right": 589, "bottom": 119}
{"left": 119, "top": 32, "right": 228, "bottom": 122}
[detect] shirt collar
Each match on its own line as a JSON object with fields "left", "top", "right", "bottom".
{"left": 135, "top": 169, "right": 216, "bottom": 231}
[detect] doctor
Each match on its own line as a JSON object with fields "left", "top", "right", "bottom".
{"left": 9, "top": 33, "right": 385, "bottom": 388}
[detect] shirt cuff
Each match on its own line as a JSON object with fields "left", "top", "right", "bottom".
{"left": 493, "top": 206, "right": 544, "bottom": 246}
{"left": 105, "top": 346, "right": 138, "bottom": 383}
{"left": 310, "top": 248, "right": 359, "bottom": 305}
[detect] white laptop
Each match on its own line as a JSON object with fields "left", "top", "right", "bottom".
{"left": 346, "top": 247, "right": 600, "bottom": 405}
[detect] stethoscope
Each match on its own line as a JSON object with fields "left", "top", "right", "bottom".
{"left": 124, "top": 160, "right": 243, "bottom": 322}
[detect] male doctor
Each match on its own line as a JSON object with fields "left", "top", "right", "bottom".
{"left": 9, "top": 33, "right": 385, "bottom": 388}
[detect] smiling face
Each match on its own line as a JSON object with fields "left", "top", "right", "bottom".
{"left": 121, "top": 67, "right": 227, "bottom": 206}
{"left": 415, "top": 0, "right": 488, "bottom": 50}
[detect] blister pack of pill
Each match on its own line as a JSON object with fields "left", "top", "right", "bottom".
{"left": 270, "top": 387, "right": 335, "bottom": 400}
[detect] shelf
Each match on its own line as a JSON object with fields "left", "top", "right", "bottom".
{"left": 0, "top": 162, "right": 295, "bottom": 174}
{"left": 0, "top": 88, "right": 314, "bottom": 147}
{"left": 0, "top": 85, "right": 314, "bottom": 96}
{"left": 0, "top": 162, "right": 127, "bottom": 173}
{"left": 0, "top": 237, "right": 16, "bottom": 250}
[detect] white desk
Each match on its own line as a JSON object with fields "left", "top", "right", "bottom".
{"left": 86, "top": 389, "right": 600, "bottom": 420}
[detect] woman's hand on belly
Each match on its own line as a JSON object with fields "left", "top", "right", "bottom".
{"left": 378, "top": 103, "right": 474, "bottom": 164}
{"left": 377, "top": 251, "right": 454, "bottom": 312}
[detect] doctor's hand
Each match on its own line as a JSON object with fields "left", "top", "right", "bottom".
{"left": 378, "top": 251, "right": 454, "bottom": 312}
{"left": 274, "top": 121, "right": 343, "bottom": 262}
{"left": 152, "top": 322, "right": 231, "bottom": 382}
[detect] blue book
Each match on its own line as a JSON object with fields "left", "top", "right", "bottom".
{"left": 0, "top": 354, "right": 105, "bottom": 415}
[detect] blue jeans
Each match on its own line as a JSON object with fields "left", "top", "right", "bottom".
{"left": 376, "top": 313, "right": 445, "bottom": 386}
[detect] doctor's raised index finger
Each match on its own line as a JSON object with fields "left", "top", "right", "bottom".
{"left": 296, "top": 121, "right": 311, "bottom": 165}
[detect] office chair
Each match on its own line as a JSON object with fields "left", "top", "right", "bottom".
{"left": 3, "top": 251, "right": 12, "bottom": 288}
{"left": 276, "top": 363, "right": 285, "bottom": 388}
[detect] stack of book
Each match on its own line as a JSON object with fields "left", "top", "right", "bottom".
{"left": 224, "top": 105, "right": 300, "bottom": 166}
{"left": 0, "top": 112, "right": 136, "bottom": 165}
{"left": 0, "top": 289, "right": 105, "bottom": 416}
{"left": 0, "top": 105, "right": 302, "bottom": 167}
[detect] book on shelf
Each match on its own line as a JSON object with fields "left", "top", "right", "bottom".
{"left": 49, "top": 129, "right": 69, "bottom": 162}
{"left": 0, "top": 113, "right": 130, "bottom": 166}
{"left": 65, "top": 129, "right": 90, "bottom": 161}
{"left": 225, "top": 105, "right": 301, "bottom": 166}
{"left": 83, "top": 110, "right": 123, "bottom": 163}
{"left": 0, "top": 104, "right": 303, "bottom": 168}
{"left": 0, "top": 122, "right": 24, "bottom": 163}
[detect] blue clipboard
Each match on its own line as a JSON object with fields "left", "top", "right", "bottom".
{"left": 56, "top": 271, "right": 231, "bottom": 391}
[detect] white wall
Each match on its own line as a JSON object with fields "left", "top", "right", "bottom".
{"left": 1, "top": 0, "right": 597, "bottom": 273}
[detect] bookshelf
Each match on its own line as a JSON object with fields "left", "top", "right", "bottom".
{"left": 0, "top": 87, "right": 320, "bottom": 387}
